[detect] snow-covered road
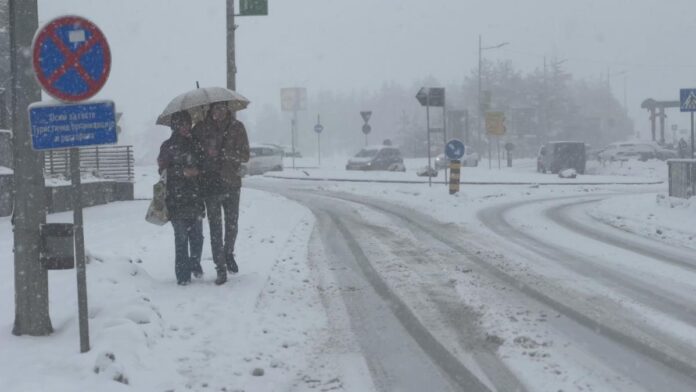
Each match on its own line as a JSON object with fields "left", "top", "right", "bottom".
{"left": 251, "top": 178, "right": 696, "bottom": 392}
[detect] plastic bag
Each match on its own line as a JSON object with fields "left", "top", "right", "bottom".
{"left": 145, "top": 170, "right": 169, "bottom": 225}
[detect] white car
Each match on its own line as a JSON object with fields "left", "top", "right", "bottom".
{"left": 434, "top": 151, "right": 479, "bottom": 169}
{"left": 241, "top": 144, "right": 283, "bottom": 176}
{"left": 598, "top": 142, "right": 677, "bottom": 162}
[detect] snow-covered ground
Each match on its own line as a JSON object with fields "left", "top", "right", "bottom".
{"left": 0, "top": 177, "right": 371, "bottom": 391}
{"left": 590, "top": 193, "right": 696, "bottom": 250}
{"left": 2, "top": 157, "right": 692, "bottom": 391}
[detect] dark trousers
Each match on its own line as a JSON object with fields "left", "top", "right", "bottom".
{"left": 172, "top": 218, "right": 204, "bottom": 282}
{"left": 205, "top": 188, "right": 241, "bottom": 271}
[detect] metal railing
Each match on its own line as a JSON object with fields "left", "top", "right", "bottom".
{"left": 667, "top": 159, "right": 696, "bottom": 199}
{"left": 44, "top": 145, "right": 134, "bottom": 182}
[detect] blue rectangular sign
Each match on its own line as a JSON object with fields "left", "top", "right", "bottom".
{"left": 680, "top": 89, "right": 696, "bottom": 112}
{"left": 29, "top": 101, "right": 117, "bottom": 150}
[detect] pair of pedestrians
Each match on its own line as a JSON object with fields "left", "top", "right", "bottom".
{"left": 157, "top": 102, "right": 250, "bottom": 285}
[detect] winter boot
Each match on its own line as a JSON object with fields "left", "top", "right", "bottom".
{"left": 215, "top": 269, "right": 227, "bottom": 285}
{"left": 191, "top": 263, "right": 203, "bottom": 279}
{"left": 226, "top": 254, "right": 239, "bottom": 274}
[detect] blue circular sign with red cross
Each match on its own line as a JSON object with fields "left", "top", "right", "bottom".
{"left": 32, "top": 15, "right": 111, "bottom": 102}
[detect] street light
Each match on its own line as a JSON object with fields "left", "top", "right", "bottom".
{"left": 478, "top": 35, "right": 509, "bottom": 167}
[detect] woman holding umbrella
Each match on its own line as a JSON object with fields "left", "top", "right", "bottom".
{"left": 157, "top": 111, "right": 205, "bottom": 285}
{"left": 157, "top": 87, "right": 250, "bottom": 286}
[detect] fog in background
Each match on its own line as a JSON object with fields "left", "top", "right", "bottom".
{"left": 2, "top": 0, "right": 695, "bottom": 162}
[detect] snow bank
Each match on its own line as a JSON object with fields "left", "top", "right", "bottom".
{"left": 586, "top": 159, "right": 667, "bottom": 181}
{"left": 590, "top": 193, "right": 696, "bottom": 250}
{"left": 0, "top": 166, "right": 12, "bottom": 175}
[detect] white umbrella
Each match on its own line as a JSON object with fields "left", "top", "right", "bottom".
{"left": 156, "top": 86, "right": 250, "bottom": 126}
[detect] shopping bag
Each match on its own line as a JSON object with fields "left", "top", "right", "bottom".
{"left": 145, "top": 171, "right": 169, "bottom": 225}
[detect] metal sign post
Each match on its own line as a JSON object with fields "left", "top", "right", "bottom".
{"left": 682, "top": 89, "right": 696, "bottom": 157}
{"left": 30, "top": 15, "right": 114, "bottom": 353}
{"left": 292, "top": 111, "right": 297, "bottom": 169}
{"left": 426, "top": 101, "right": 431, "bottom": 187}
{"left": 416, "top": 88, "right": 446, "bottom": 188}
{"left": 281, "top": 88, "right": 307, "bottom": 169}
{"left": 485, "top": 111, "right": 506, "bottom": 170}
{"left": 314, "top": 114, "right": 324, "bottom": 167}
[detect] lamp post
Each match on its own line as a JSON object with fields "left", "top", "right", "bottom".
{"left": 478, "top": 35, "right": 509, "bottom": 167}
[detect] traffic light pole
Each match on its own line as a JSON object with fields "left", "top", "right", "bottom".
{"left": 9, "top": 0, "right": 52, "bottom": 336}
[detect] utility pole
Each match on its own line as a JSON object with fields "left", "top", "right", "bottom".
{"left": 10, "top": 0, "right": 52, "bottom": 336}
{"left": 477, "top": 35, "right": 482, "bottom": 149}
{"left": 226, "top": 0, "right": 240, "bottom": 120}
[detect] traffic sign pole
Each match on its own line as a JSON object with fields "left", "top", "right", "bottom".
{"left": 292, "top": 111, "right": 297, "bottom": 169}
{"left": 426, "top": 97, "right": 432, "bottom": 187}
{"left": 497, "top": 137, "right": 501, "bottom": 169}
{"left": 71, "top": 148, "right": 89, "bottom": 353}
{"left": 315, "top": 114, "right": 323, "bottom": 167}
{"left": 30, "top": 14, "right": 114, "bottom": 352}
{"left": 692, "top": 112, "right": 694, "bottom": 158}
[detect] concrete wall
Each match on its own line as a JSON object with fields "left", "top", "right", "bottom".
{"left": 45, "top": 181, "right": 134, "bottom": 214}
{"left": 0, "top": 176, "right": 134, "bottom": 217}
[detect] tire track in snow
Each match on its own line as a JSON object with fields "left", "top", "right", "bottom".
{"left": 316, "top": 191, "right": 696, "bottom": 388}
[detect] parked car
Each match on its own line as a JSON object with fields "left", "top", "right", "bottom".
{"left": 346, "top": 145, "right": 406, "bottom": 171}
{"left": 434, "top": 151, "right": 479, "bottom": 169}
{"left": 537, "top": 141, "right": 586, "bottom": 174}
{"left": 241, "top": 144, "right": 283, "bottom": 176}
{"left": 597, "top": 142, "right": 677, "bottom": 162}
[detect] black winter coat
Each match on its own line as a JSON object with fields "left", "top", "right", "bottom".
{"left": 157, "top": 133, "right": 205, "bottom": 220}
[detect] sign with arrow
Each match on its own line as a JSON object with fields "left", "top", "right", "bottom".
{"left": 445, "top": 139, "right": 465, "bottom": 160}
{"left": 416, "top": 87, "right": 445, "bottom": 107}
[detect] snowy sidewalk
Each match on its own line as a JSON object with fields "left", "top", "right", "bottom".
{"left": 0, "top": 189, "right": 349, "bottom": 391}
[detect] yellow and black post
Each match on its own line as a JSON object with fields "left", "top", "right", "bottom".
{"left": 449, "top": 160, "right": 461, "bottom": 194}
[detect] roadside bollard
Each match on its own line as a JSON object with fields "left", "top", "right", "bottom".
{"left": 449, "top": 160, "right": 461, "bottom": 194}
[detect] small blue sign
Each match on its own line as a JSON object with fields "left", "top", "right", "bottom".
{"left": 445, "top": 139, "right": 465, "bottom": 160}
{"left": 314, "top": 124, "right": 324, "bottom": 134}
{"left": 680, "top": 89, "right": 696, "bottom": 112}
{"left": 29, "top": 101, "right": 117, "bottom": 150}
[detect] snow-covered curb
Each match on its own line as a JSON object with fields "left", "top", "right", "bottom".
{"left": 589, "top": 193, "right": 696, "bottom": 250}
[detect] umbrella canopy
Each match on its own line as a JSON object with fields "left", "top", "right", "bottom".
{"left": 156, "top": 86, "right": 250, "bottom": 126}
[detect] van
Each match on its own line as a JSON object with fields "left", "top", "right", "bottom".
{"left": 537, "top": 141, "right": 586, "bottom": 174}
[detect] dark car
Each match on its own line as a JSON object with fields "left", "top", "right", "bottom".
{"left": 346, "top": 146, "right": 406, "bottom": 171}
{"left": 537, "top": 141, "right": 586, "bottom": 174}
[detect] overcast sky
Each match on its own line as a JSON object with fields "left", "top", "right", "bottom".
{"left": 38, "top": 0, "right": 696, "bottom": 151}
